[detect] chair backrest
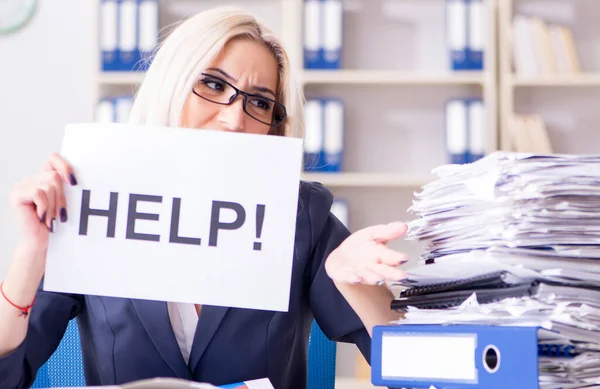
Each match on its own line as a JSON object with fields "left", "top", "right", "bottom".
{"left": 31, "top": 318, "right": 335, "bottom": 388}
{"left": 307, "top": 320, "right": 337, "bottom": 389}
{"left": 31, "top": 319, "right": 86, "bottom": 388}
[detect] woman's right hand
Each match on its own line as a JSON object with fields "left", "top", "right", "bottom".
{"left": 9, "top": 153, "right": 77, "bottom": 253}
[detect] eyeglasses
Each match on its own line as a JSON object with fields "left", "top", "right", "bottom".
{"left": 192, "top": 73, "right": 287, "bottom": 128}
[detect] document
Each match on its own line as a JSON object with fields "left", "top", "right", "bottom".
{"left": 392, "top": 151, "right": 600, "bottom": 387}
{"left": 44, "top": 123, "right": 303, "bottom": 312}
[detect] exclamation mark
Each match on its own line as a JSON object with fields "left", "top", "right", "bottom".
{"left": 253, "top": 204, "right": 265, "bottom": 251}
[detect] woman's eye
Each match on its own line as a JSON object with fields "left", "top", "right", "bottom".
{"left": 202, "top": 80, "right": 225, "bottom": 91}
{"left": 251, "top": 98, "right": 272, "bottom": 111}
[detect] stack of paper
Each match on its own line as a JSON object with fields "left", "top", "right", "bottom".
{"left": 394, "top": 151, "right": 600, "bottom": 388}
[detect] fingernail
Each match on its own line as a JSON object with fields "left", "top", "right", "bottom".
{"left": 49, "top": 218, "right": 55, "bottom": 233}
{"left": 60, "top": 207, "right": 68, "bottom": 223}
{"left": 352, "top": 277, "right": 362, "bottom": 284}
{"left": 377, "top": 280, "right": 386, "bottom": 286}
{"left": 40, "top": 211, "right": 46, "bottom": 223}
{"left": 69, "top": 173, "right": 78, "bottom": 186}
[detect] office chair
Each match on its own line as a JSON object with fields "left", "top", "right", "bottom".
{"left": 31, "top": 318, "right": 86, "bottom": 388}
{"left": 30, "top": 318, "right": 336, "bottom": 388}
{"left": 307, "top": 320, "right": 337, "bottom": 389}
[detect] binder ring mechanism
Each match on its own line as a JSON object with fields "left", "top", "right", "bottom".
{"left": 483, "top": 344, "right": 501, "bottom": 374}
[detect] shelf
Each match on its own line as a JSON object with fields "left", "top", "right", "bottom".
{"left": 335, "top": 377, "right": 385, "bottom": 389}
{"left": 509, "top": 73, "right": 600, "bottom": 87}
{"left": 98, "top": 72, "right": 145, "bottom": 85}
{"left": 97, "top": 70, "right": 486, "bottom": 87}
{"left": 301, "top": 172, "right": 433, "bottom": 188}
{"left": 302, "top": 70, "right": 486, "bottom": 86}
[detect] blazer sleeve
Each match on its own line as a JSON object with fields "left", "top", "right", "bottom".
{"left": 303, "top": 182, "right": 372, "bottom": 364}
{"left": 0, "top": 280, "right": 83, "bottom": 389}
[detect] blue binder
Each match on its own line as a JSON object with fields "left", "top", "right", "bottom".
{"left": 446, "top": 0, "right": 469, "bottom": 70}
{"left": 371, "top": 324, "right": 539, "bottom": 389}
{"left": 117, "top": 0, "right": 139, "bottom": 71}
{"left": 303, "top": 98, "right": 324, "bottom": 171}
{"left": 445, "top": 99, "right": 469, "bottom": 164}
{"left": 466, "top": 0, "right": 484, "bottom": 70}
{"left": 330, "top": 198, "right": 349, "bottom": 228}
{"left": 466, "top": 97, "right": 485, "bottom": 162}
{"left": 321, "top": 98, "right": 344, "bottom": 172}
{"left": 303, "top": 0, "right": 322, "bottom": 69}
{"left": 321, "top": 0, "right": 343, "bottom": 69}
{"left": 100, "top": 0, "right": 119, "bottom": 71}
{"left": 137, "top": 0, "right": 159, "bottom": 70}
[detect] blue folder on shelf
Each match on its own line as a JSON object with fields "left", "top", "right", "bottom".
{"left": 466, "top": 0, "right": 485, "bottom": 70}
{"left": 445, "top": 98, "right": 486, "bottom": 165}
{"left": 446, "top": 0, "right": 484, "bottom": 71}
{"left": 371, "top": 324, "right": 539, "bottom": 389}
{"left": 100, "top": 0, "right": 159, "bottom": 72}
{"left": 303, "top": 0, "right": 342, "bottom": 69}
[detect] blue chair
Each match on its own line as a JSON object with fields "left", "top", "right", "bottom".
{"left": 31, "top": 318, "right": 336, "bottom": 388}
{"left": 31, "top": 319, "right": 86, "bottom": 388}
{"left": 307, "top": 320, "right": 337, "bottom": 389}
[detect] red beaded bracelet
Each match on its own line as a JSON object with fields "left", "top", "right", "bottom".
{"left": 0, "top": 282, "right": 35, "bottom": 317}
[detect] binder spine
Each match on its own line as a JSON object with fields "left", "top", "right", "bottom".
{"left": 100, "top": 0, "right": 119, "bottom": 71}
{"left": 114, "top": 95, "right": 134, "bottom": 123}
{"left": 303, "top": 0, "right": 322, "bottom": 69}
{"left": 371, "top": 324, "right": 540, "bottom": 389}
{"left": 118, "top": 0, "right": 139, "bottom": 71}
{"left": 467, "top": 98, "right": 485, "bottom": 163}
{"left": 303, "top": 99, "right": 324, "bottom": 172}
{"left": 330, "top": 198, "right": 349, "bottom": 228}
{"left": 445, "top": 99, "right": 468, "bottom": 164}
{"left": 322, "top": 98, "right": 344, "bottom": 172}
{"left": 95, "top": 98, "right": 116, "bottom": 123}
{"left": 321, "top": 0, "right": 343, "bottom": 69}
{"left": 446, "top": 0, "right": 468, "bottom": 70}
{"left": 467, "top": 0, "right": 485, "bottom": 70}
{"left": 137, "top": 0, "right": 159, "bottom": 70}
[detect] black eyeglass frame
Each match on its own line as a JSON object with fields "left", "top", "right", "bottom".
{"left": 192, "top": 72, "right": 287, "bottom": 128}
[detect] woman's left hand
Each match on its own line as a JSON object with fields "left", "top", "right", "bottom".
{"left": 325, "top": 222, "right": 409, "bottom": 285}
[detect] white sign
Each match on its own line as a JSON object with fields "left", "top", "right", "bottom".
{"left": 44, "top": 123, "right": 304, "bottom": 312}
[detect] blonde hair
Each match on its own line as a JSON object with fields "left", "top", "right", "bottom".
{"left": 128, "top": 6, "right": 304, "bottom": 138}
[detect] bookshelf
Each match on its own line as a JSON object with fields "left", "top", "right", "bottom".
{"left": 498, "top": 0, "right": 600, "bottom": 153}
{"left": 301, "top": 69, "right": 486, "bottom": 85}
{"left": 89, "top": 0, "right": 499, "bottom": 385}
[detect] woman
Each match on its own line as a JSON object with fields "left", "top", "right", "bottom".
{"left": 0, "top": 6, "right": 407, "bottom": 389}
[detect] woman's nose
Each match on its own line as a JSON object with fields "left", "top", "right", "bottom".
{"left": 216, "top": 97, "right": 246, "bottom": 132}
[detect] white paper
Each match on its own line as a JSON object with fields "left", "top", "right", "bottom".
{"left": 44, "top": 123, "right": 303, "bottom": 312}
{"left": 381, "top": 333, "right": 477, "bottom": 382}
{"left": 245, "top": 378, "right": 276, "bottom": 389}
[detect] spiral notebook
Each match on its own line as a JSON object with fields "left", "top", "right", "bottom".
{"left": 391, "top": 271, "right": 539, "bottom": 310}
{"left": 398, "top": 270, "right": 517, "bottom": 297}
{"left": 391, "top": 282, "right": 539, "bottom": 310}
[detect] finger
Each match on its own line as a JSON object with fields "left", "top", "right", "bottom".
{"left": 47, "top": 171, "right": 67, "bottom": 223}
{"left": 328, "top": 267, "right": 362, "bottom": 285}
{"left": 356, "top": 222, "right": 408, "bottom": 243}
{"left": 374, "top": 247, "right": 409, "bottom": 267}
{"left": 43, "top": 183, "right": 57, "bottom": 232}
{"left": 354, "top": 268, "right": 385, "bottom": 285}
{"left": 43, "top": 153, "right": 77, "bottom": 186}
{"left": 31, "top": 188, "right": 49, "bottom": 223}
{"left": 370, "top": 263, "right": 407, "bottom": 282}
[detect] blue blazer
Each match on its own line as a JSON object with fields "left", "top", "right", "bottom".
{"left": 0, "top": 181, "right": 371, "bottom": 389}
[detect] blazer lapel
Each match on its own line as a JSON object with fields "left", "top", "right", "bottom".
{"left": 131, "top": 299, "right": 192, "bottom": 379}
{"left": 188, "top": 305, "right": 230, "bottom": 374}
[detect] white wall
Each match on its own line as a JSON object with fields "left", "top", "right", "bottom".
{"left": 0, "top": 0, "right": 94, "bottom": 279}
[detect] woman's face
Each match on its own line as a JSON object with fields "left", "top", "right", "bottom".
{"left": 181, "top": 37, "right": 280, "bottom": 135}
